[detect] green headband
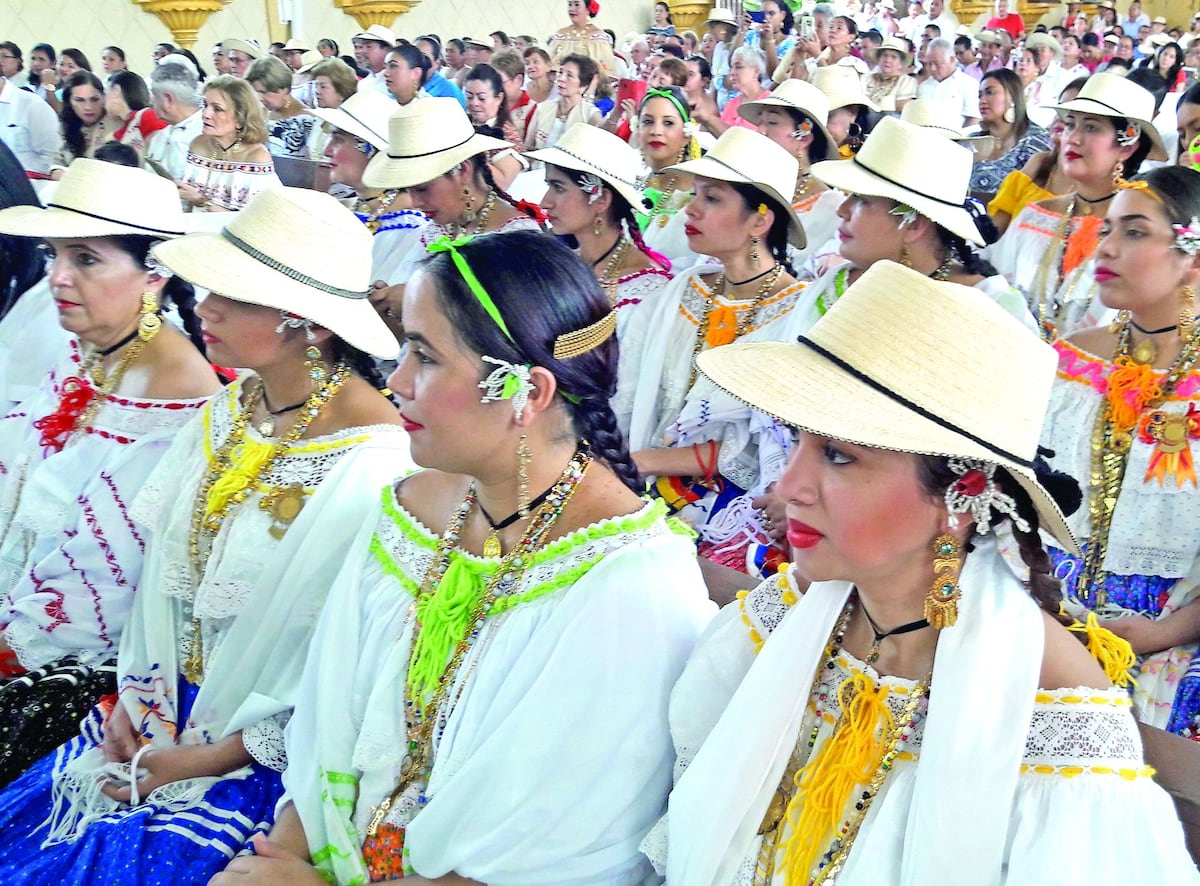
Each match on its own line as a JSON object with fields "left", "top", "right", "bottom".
{"left": 427, "top": 235, "right": 517, "bottom": 347}
{"left": 642, "top": 87, "right": 691, "bottom": 123}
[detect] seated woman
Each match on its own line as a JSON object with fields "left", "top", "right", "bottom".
{"left": 617, "top": 127, "right": 805, "bottom": 574}
{"left": 0, "top": 160, "right": 220, "bottom": 786}
{"left": 363, "top": 97, "right": 545, "bottom": 327}
{"left": 105, "top": 71, "right": 167, "bottom": 155}
{"left": 311, "top": 90, "right": 427, "bottom": 290}
{"left": 0, "top": 187, "right": 409, "bottom": 884}
{"left": 693, "top": 47, "right": 770, "bottom": 137}
{"left": 177, "top": 76, "right": 280, "bottom": 212}
{"left": 810, "top": 65, "right": 878, "bottom": 159}
{"left": 50, "top": 71, "right": 117, "bottom": 172}
{"left": 1043, "top": 166, "right": 1200, "bottom": 737}
{"left": 212, "top": 230, "right": 714, "bottom": 884}
{"left": 245, "top": 56, "right": 318, "bottom": 159}
{"left": 525, "top": 53, "right": 604, "bottom": 151}
{"left": 531, "top": 122, "right": 672, "bottom": 337}
{"left": 738, "top": 78, "right": 845, "bottom": 272}
{"left": 970, "top": 69, "right": 1051, "bottom": 202}
{"left": 636, "top": 86, "right": 700, "bottom": 272}
{"left": 645, "top": 259, "right": 1198, "bottom": 883}
{"left": 990, "top": 74, "right": 1167, "bottom": 340}
{"left": 862, "top": 37, "right": 917, "bottom": 112}
{"left": 462, "top": 64, "right": 527, "bottom": 188}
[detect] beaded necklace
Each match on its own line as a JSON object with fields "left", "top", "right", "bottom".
{"left": 793, "top": 173, "right": 813, "bottom": 205}
{"left": 755, "top": 596, "right": 930, "bottom": 885}
{"left": 182, "top": 364, "right": 350, "bottom": 684}
{"left": 362, "top": 449, "right": 591, "bottom": 878}
{"left": 446, "top": 189, "right": 498, "bottom": 239}
{"left": 688, "top": 263, "right": 785, "bottom": 387}
{"left": 596, "top": 236, "right": 633, "bottom": 305}
{"left": 1032, "top": 195, "right": 1078, "bottom": 340}
{"left": 648, "top": 174, "right": 679, "bottom": 228}
{"left": 355, "top": 189, "right": 401, "bottom": 233}
{"left": 1078, "top": 322, "right": 1200, "bottom": 607}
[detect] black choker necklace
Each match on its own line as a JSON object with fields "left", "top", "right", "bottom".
{"left": 478, "top": 483, "right": 558, "bottom": 554}
{"left": 1131, "top": 319, "right": 1178, "bottom": 336}
{"left": 98, "top": 328, "right": 140, "bottom": 357}
{"left": 590, "top": 233, "right": 622, "bottom": 267}
{"left": 262, "top": 392, "right": 309, "bottom": 416}
{"left": 1077, "top": 190, "right": 1116, "bottom": 205}
{"left": 858, "top": 596, "right": 931, "bottom": 666}
{"left": 725, "top": 264, "right": 779, "bottom": 287}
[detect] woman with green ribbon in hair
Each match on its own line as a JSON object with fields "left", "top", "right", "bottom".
{"left": 220, "top": 231, "right": 714, "bottom": 885}
{"left": 637, "top": 85, "right": 702, "bottom": 271}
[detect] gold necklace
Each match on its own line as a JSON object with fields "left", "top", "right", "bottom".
{"left": 213, "top": 136, "right": 242, "bottom": 160}
{"left": 648, "top": 174, "right": 679, "bottom": 228}
{"left": 448, "top": 189, "right": 498, "bottom": 238}
{"left": 1032, "top": 195, "right": 1078, "bottom": 340}
{"left": 793, "top": 173, "right": 813, "bottom": 205}
{"left": 597, "top": 236, "right": 633, "bottom": 305}
{"left": 688, "top": 264, "right": 784, "bottom": 387}
{"left": 355, "top": 189, "right": 401, "bottom": 233}
{"left": 182, "top": 363, "right": 350, "bottom": 684}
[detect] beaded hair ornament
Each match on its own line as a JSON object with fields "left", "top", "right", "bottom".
{"left": 1173, "top": 217, "right": 1200, "bottom": 257}
{"left": 577, "top": 172, "right": 605, "bottom": 204}
{"left": 275, "top": 310, "right": 317, "bottom": 340}
{"left": 426, "top": 235, "right": 616, "bottom": 418}
{"left": 889, "top": 203, "right": 920, "bottom": 228}
{"left": 1115, "top": 121, "right": 1141, "bottom": 148}
{"left": 144, "top": 249, "right": 174, "bottom": 279}
{"left": 944, "top": 457, "right": 1030, "bottom": 534}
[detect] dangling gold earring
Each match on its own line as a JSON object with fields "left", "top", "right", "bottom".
{"left": 516, "top": 434, "right": 532, "bottom": 516}
{"left": 899, "top": 243, "right": 913, "bottom": 268}
{"left": 305, "top": 344, "right": 326, "bottom": 388}
{"left": 138, "top": 291, "right": 162, "bottom": 340}
{"left": 924, "top": 534, "right": 962, "bottom": 629}
{"left": 1112, "top": 160, "right": 1125, "bottom": 188}
{"left": 592, "top": 215, "right": 604, "bottom": 236}
{"left": 1181, "top": 285, "right": 1196, "bottom": 341}
{"left": 749, "top": 236, "right": 760, "bottom": 267}
{"left": 462, "top": 187, "right": 477, "bottom": 221}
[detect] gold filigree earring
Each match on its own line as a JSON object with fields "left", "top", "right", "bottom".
{"left": 138, "top": 291, "right": 162, "bottom": 340}
{"left": 1182, "top": 285, "right": 1196, "bottom": 341}
{"left": 924, "top": 534, "right": 962, "bottom": 629}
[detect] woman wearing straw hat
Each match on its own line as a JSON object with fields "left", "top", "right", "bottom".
{"left": 1040, "top": 166, "right": 1200, "bottom": 738}
{"left": 0, "top": 160, "right": 220, "bottom": 787}
{"left": 969, "top": 68, "right": 1051, "bottom": 201}
{"left": 177, "top": 75, "right": 279, "bottom": 212}
{"left": 362, "top": 97, "right": 545, "bottom": 324}
{"left": 862, "top": 37, "right": 917, "bottom": 112}
{"left": 641, "top": 259, "right": 1198, "bottom": 885}
{"left": 0, "top": 186, "right": 410, "bottom": 884}
{"left": 636, "top": 85, "right": 701, "bottom": 272}
{"left": 531, "top": 122, "right": 672, "bottom": 336}
{"left": 212, "top": 231, "right": 713, "bottom": 885}
{"left": 311, "top": 89, "right": 427, "bottom": 293}
{"left": 739, "top": 79, "right": 846, "bottom": 271}
{"left": 990, "top": 73, "right": 1168, "bottom": 339}
{"left": 617, "top": 128, "right": 806, "bottom": 575}
{"left": 810, "top": 65, "right": 878, "bottom": 158}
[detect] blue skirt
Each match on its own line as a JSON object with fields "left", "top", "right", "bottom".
{"left": 0, "top": 678, "right": 283, "bottom": 885}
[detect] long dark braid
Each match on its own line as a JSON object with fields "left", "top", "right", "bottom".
{"left": 569, "top": 394, "right": 642, "bottom": 492}
{"left": 618, "top": 201, "right": 671, "bottom": 270}
{"left": 475, "top": 157, "right": 546, "bottom": 228}
{"left": 163, "top": 278, "right": 205, "bottom": 354}
{"left": 937, "top": 228, "right": 999, "bottom": 278}
{"left": 333, "top": 338, "right": 388, "bottom": 394}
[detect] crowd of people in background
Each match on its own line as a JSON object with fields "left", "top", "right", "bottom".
{"left": 1, "top": 0, "right": 1200, "bottom": 883}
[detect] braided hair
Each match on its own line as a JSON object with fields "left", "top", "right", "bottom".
{"left": 421, "top": 230, "right": 641, "bottom": 490}
{"left": 332, "top": 338, "right": 388, "bottom": 393}
{"left": 558, "top": 165, "right": 670, "bottom": 270}
{"left": 471, "top": 155, "right": 546, "bottom": 227}
{"left": 112, "top": 235, "right": 204, "bottom": 354}
{"left": 728, "top": 182, "right": 798, "bottom": 277}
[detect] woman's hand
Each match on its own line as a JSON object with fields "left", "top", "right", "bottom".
{"left": 751, "top": 485, "right": 787, "bottom": 544}
{"left": 100, "top": 744, "right": 205, "bottom": 803}
{"left": 209, "top": 835, "right": 326, "bottom": 886}
{"left": 39, "top": 69, "right": 57, "bottom": 88}
{"left": 1100, "top": 614, "right": 1167, "bottom": 656}
{"left": 102, "top": 700, "right": 141, "bottom": 764}
{"left": 176, "top": 180, "right": 206, "bottom": 208}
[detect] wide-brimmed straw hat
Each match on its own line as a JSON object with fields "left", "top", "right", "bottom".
{"left": 665, "top": 127, "right": 806, "bottom": 248}
{"left": 152, "top": 187, "right": 398, "bottom": 359}
{"left": 874, "top": 36, "right": 914, "bottom": 66}
{"left": 901, "top": 99, "right": 995, "bottom": 157}
{"left": 1024, "top": 32, "right": 1063, "bottom": 60}
{"left": 295, "top": 50, "right": 324, "bottom": 74}
{"left": 696, "top": 260, "right": 1078, "bottom": 553}
{"left": 221, "top": 37, "right": 261, "bottom": 59}
{"left": 282, "top": 38, "right": 310, "bottom": 52}
{"left": 975, "top": 29, "right": 1003, "bottom": 46}
{"left": 737, "top": 79, "right": 840, "bottom": 161}
{"left": 362, "top": 97, "right": 510, "bottom": 190}
{"left": 811, "top": 116, "right": 983, "bottom": 245}
{"left": 705, "top": 8, "right": 739, "bottom": 27}
{"left": 0, "top": 158, "right": 190, "bottom": 239}
{"left": 311, "top": 89, "right": 395, "bottom": 152}
{"left": 810, "top": 64, "right": 880, "bottom": 113}
{"left": 353, "top": 25, "right": 396, "bottom": 46}
{"left": 462, "top": 36, "right": 492, "bottom": 50}
{"left": 1046, "top": 71, "right": 1168, "bottom": 161}
{"left": 528, "top": 122, "right": 648, "bottom": 215}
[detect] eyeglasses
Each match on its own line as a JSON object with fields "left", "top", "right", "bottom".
{"left": 0, "top": 55, "right": 16, "bottom": 62}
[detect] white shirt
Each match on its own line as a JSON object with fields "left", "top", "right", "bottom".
{"left": 356, "top": 69, "right": 391, "bottom": 97}
{"left": 0, "top": 77, "right": 59, "bottom": 173}
{"left": 143, "top": 109, "right": 203, "bottom": 180}
{"left": 915, "top": 69, "right": 980, "bottom": 124}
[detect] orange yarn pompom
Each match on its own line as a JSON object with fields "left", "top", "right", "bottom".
{"left": 1105, "top": 356, "right": 1162, "bottom": 432}
{"left": 1063, "top": 215, "right": 1101, "bottom": 276}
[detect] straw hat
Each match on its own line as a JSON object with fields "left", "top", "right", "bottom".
{"left": 811, "top": 116, "right": 983, "bottom": 245}
{"left": 528, "top": 122, "right": 648, "bottom": 215}
{"left": 221, "top": 37, "right": 261, "bottom": 59}
{"left": 1025, "top": 32, "right": 1063, "bottom": 60}
{"left": 705, "top": 8, "right": 739, "bottom": 27}
{"left": 810, "top": 65, "right": 880, "bottom": 113}
{"left": 874, "top": 36, "right": 914, "bottom": 66}
{"left": 1103, "top": 33, "right": 1120, "bottom": 46}
{"left": 353, "top": 25, "right": 396, "bottom": 46}
{"left": 462, "top": 36, "right": 492, "bottom": 50}
{"left": 152, "top": 187, "right": 398, "bottom": 359}
{"left": 664, "top": 127, "right": 806, "bottom": 247}
{"left": 0, "top": 159, "right": 190, "bottom": 239}
{"left": 282, "top": 38, "right": 311, "bottom": 53}
{"left": 975, "top": 29, "right": 1003, "bottom": 46}
{"left": 295, "top": 50, "right": 324, "bottom": 74}
{"left": 901, "top": 99, "right": 995, "bottom": 157}
{"left": 1152, "top": 16, "right": 1167, "bottom": 24}
{"left": 695, "top": 260, "right": 1078, "bottom": 553}
{"left": 310, "top": 89, "right": 396, "bottom": 152}
{"left": 1046, "top": 71, "right": 1168, "bottom": 161}
{"left": 878, "top": 0, "right": 896, "bottom": 11}
{"left": 362, "top": 97, "right": 510, "bottom": 190}
{"left": 737, "top": 79, "right": 840, "bottom": 161}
